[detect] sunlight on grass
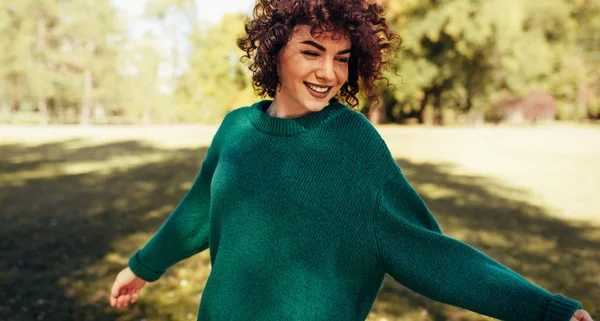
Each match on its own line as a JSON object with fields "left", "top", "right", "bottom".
{"left": 2, "top": 154, "right": 174, "bottom": 184}
{"left": 142, "top": 204, "right": 176, "bottom": 222}
{"left": 415, "top": 183, "right": 459, "bottom": 199}
{"left": 382, "top": 127, "right": 600, "bottom": 223}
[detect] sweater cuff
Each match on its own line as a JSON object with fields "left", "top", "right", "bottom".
{"left": 543, "top": 294, "right": 582, "bottom": 321}
{"left": 128, "top": 252, "right": 164, "bottom": 282}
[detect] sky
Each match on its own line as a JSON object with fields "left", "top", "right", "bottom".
{"left": 196, "top": 0, "right": 255, "bottom": 24}
{"left": 111, "top": 0, "right": 256, "bottom": 90}
{"left": 114, "top": 0, "right": 256, "bottom": 36}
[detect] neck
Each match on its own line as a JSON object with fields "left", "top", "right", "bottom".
{"left": 265, "top": 101, "right": 279, "bottom": 117}
{"left": 268, "top": 91, "right": 315, "bottom": 118}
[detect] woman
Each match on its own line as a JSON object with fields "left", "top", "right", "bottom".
{"left": 110, "top": 0, "right": 594, "bottom": 320}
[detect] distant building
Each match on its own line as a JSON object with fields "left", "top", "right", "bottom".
{"left": 490, "top": 90, "right": 557, "bottom": 124}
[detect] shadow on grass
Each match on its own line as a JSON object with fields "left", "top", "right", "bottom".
{"left": 1, "top": 140, "right": 210, "bottom": 321}
{"left": 1, "top": 141, "right": 598, "bottom": 321}
{"left": 0, "top": 140, "right": 164, "bottom": 175}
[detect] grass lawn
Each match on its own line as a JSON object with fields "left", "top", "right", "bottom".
{"left": 1, "top": 124, "right": 599, "bottom": 321}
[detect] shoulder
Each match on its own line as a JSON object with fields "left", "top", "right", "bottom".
{"left": 336, "top": 105, "right": 391, "bottom": 154}
{"left": 332, "top": 104, "right": 398, "bottom": 177}
{"left": 221, "top": 104, "right": 253, "bottom": 125}
{"left": 213, "top": 101, "right": 260, "bottom": 135}
{"left": 208, "top": 103, "right": 255, "bottom": 151}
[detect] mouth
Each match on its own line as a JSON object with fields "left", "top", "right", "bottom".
{"left": 304, "top": 81, "right": 332, "bottom": 98}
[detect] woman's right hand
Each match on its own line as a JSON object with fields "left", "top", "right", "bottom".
{"left": 110, "top": 267, "right": 147, "bottom": 309}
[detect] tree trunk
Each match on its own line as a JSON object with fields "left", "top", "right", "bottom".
{"left": 142, "top": 109, "right": 151, "bottom": 124}
{"left": 47, "top": 98, "right": 57, "bottom": 124}
{"left": 37, "top": 15, "right": 50, "bottom": 125}
{"left": 432, "top": 87, "right": 443, "bottom": 126}
{"left": 142, "top": 62, "right": 160, "bottom": 124}
{"left": 10, "top": 100, "right": 20, "bottom": 124}
{"left": 576, "top": 79, "right": 588, "bottom": 121}
{"left": 80, "top": 69, "right": 93, "bottom": 125}
{"left": 9, "top": 75, "right": 22, "bottom": 124}
{"left": 38, "top": 98, "right": 49, "bottom": 125}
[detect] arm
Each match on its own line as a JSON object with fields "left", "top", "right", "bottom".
{"left": 128, "top": 144, "right": 219, "bottom": 282}
{"left": 373, "top": 168, "right": 582, "bottom": 321}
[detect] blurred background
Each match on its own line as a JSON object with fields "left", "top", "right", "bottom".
{"left": 1, "top": 0, "right": 599, "bottom": 321}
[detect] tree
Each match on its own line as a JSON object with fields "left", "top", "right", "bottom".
{"left": 0, "top": 0, "right": 124, "bottom": 124}
{"left": 377, "top": 0, "right": 589, "bottom": 123}
{"left": 176, "top": 13, "right": 256, "bottom": 122}
{"left": 59, "top": 0, "right": 123, "bottom": 124}
{"left": 0, "top": 1, "right": 31, "bottom": 123}
{"left": 143, "top": 1, "right": 257, "bottom": 123}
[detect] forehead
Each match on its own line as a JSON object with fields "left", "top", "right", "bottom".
{"left": 289, "top": 24, "right": 350, "bottom": 45}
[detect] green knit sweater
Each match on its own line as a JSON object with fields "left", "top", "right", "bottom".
{"left": 129, "top": 99, "right": 582, "bottom": 321}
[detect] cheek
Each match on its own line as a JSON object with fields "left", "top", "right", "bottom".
{"left": 336, "top": 68, "right": 349, "bottom": 85}
{"left": 280, "top": 58, "right": 311, "bottom": 85}
{"left": 295, "top": 60, "right": 316, "bottom": 79}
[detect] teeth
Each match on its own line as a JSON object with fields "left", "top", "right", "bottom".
{"left": 306, "top": 83, "right": 329, "bottom": 93}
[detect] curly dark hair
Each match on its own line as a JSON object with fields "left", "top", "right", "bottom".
{"left": 236, "top": 0, "right": 401, "bottom": 109}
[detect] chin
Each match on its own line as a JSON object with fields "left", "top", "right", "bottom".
{"left": 304, "top": 101, "right": 328, "bottom": 112}
{"left": 304, "top": 94, "right": 338, "bottom": 111}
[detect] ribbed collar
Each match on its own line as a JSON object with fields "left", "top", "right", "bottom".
{"left": 247, "top": 99, "right": 347, "bottom": 136}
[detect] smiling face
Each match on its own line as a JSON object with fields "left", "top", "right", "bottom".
{"left": 273, "top": 24, "right": 351, "bottom": 117}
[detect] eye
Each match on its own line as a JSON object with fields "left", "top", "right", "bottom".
{"left": 301, "top": 51, "right": 319, "bottom": 57}
{"left": 336, "top": 57, "right": 349, "bottom": 63}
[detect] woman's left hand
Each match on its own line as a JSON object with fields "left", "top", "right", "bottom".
{"left": 571, "top": 309, "right": 594, "bottom": 321}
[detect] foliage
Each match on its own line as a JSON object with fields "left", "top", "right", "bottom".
{"left": 0, "top": 0, "right": 598, "bottom": 124}
{"left": 376, "top": 0, "right": 599, "bottom": 123}
{"left": 175, "top": 13, "right": 259, "bottom": 122}
{"left": 0, "top": 0, "right": 125, "bottom": 124}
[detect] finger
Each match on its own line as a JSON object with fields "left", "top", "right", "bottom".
{"left": 116, "top": 295, "right": 123, "bottom": 308}
{"left": 118, "top": 294, "right": 130, "bottom": 309}
{"left": 111, "top": 280, "right": 122, "bottom": 300}
{"left": 110, "top": 281, "right": 123, "bottom": 307}
{"left": 124, "top": 293, "right": 132, "bottom": 308}
{"left": 115, "top": 288, "right": 125, "bottom": 308}
{"left": 121, "top": 288, "right": 133, "bottom": 308}
{"left": 130, "top": 290, "right": 140, "bottom": 304}
{"left": 575, "top": 310, "right": 594, "bottom": 321}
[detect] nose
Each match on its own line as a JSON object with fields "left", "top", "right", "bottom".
{"left": 315, "top": 59, "right": 335, "bottom": 84}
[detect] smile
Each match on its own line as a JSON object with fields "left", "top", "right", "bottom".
{"left": 304, "top": 82, "right": 331, "bottom": 93}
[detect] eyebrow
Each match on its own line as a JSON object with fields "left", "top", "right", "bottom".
{"left": 300, "top": 40, "right": 351, "bottom": 55}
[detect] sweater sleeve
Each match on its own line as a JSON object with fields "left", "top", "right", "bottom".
{"left": 128, "top": 143, "right": 220, "bottom": 282}
{"left": 373, "top": 168, "right": 582, "bottom": 321}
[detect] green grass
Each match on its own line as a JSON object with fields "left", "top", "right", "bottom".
{"left": 1, "top": 125, "right": 599, "bottom": 321}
